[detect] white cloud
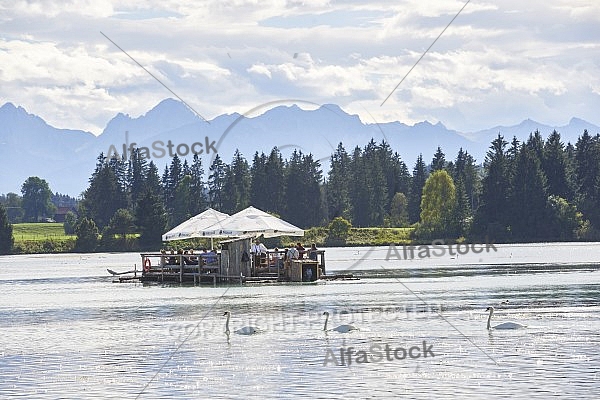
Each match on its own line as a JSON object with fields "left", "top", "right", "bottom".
{"left": 0, "top": 0, "right": 598, "bottom": 134}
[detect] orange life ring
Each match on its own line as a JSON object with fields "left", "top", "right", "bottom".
{"left": 143, "top": 258, "right": 151, "bottom": 273}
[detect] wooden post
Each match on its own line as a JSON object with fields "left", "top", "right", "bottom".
{"left": 179, "top": 254, "right": 183, "bottom": 283}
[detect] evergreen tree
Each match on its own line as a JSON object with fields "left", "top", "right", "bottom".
{"left": 284, "top": 150, "right": 323, "bottom": 227}
{"left": 431, "top": 146, "right": 446, "bottom": 171}
{"left": 349, "top": 146, "right": 370, "bottom": 226}
{"left": 543, "top": 130, "right": 572, "bottom": 200}
{"left": 80, "top": 163, "right": 127, "bottom": 229}
{"left": 163, "top": 154, "right": 184, "bottom": 216}
{"left": 172, "top": 175, "right": 194, "bottom": 225}
{"left": 574, "top": 130, "right": 600, "bottom": 228}
{"left": 250, "top": 152, "right": 269, "bottom": 211}
{"left": 509, "top": 145, "right": 549, "bottom": 240}
{"left": 208, "top": 154, "right": 227, "bottom": 210}
{"left": 0, "top": 203, "right": 13, "bottom": 254}
{"left": 221, "top": 150, "right": 251, "bottom": 214}
{"left": 472, "top": 135, "right": 510, "bottom": 240}
{"left": 75, "top": 217, "right": 99, "bottom": 252}
{"left": 452, "top": 148, "right": 479, "bottom": 212}
{"left": 127, "top": 148, "right": 148, "bottom": 210}
{"left": 265, "top": 147, "right": 286, "bottom": 215}
{"left": 145, "top": 161, "right": 163, "bottom": 198}
{"left": 106, "top": 154, "right": 128, "bottom": 193}
{"left": 189, "top": 154, "right": 207, "bottom": 215}
{"left": 408, "top": 154, "right": 428, "bottom": 224}
{"left": 363, "top": 140, "right": 388, "bottom": 226}
{"left": 453, "top": 177, "right": 471, "bottom": 236}
{"left": 136, "top": 189, "right": 167, "bottom": 249}
{"left": 326, "top": 143, "right": 352, "bottom": 220}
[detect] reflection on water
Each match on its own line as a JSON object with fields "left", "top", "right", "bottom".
{"left": 0, "top": 245, "right": 599, "bottom": 399}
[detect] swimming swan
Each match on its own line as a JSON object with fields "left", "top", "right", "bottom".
{"left": 322, "top": 311, "right": 358, "bottom": 333}
{"left": 223, "top": 311, "right": 261, "bottom": 335}
{"left": 486, "top": 306, "right": 526, "bottom": 330}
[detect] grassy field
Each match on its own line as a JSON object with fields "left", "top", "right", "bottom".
{"left": 9, "top": 222, "right": 415, "bottom": 254}
{"left": 13, "top": 223, "right": 73, "bottom": 241}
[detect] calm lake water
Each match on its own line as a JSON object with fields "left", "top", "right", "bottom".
{"left": 1, "top": 243, "right": 599, "bottom": 399}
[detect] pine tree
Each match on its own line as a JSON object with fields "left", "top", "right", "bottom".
{"left": 431, "top": 146, "right": 446, "bottom": 171}
{"left": 326, "top": 143, "right": 352, "bottom": 220}
{"left": 189, "top": 154, "right": 207, "bottom": 215}
{"left": 408, "top": 154, "right": 428, "bottom": 224}
{"left": 127, "top": 148, "right": 148, "bottom": 211}
{"left": 0, "top": 203, "right": 13, "bottom": 254}
{"left": 265, "top": 147, "right": 286, "bottom": 215}
{"left": 575, "top": 130, "right": 600, "bottom": 228}
{"left": 250, "top": 152, "right": 269, "bottom": 211}
{"left": 543, "top": 130, "right": 572, "bottom": 200}
{"left": 208, "top": 154, "right": 227, "bottom": 210}
{"left": 471, "top": 135, "right": 510, "bottom": 240}
{"left": 136, "top": 189, "right": 167, "bottom": 248}
{"left": 364, "top": 140, "right": 387, "bottom": 226}
{"left": 284, "top": 150, "right": 323, "bottom": 227}
{"left": 75, "top": 217, "right": 99, "bottom": 252}
{"left": 509, "top": 145, "right": 549, "bottom": 240}
{"left": 80, "top": 163, "right": 127, "bottom": 229}
{"left": 349, "top": 146, "right": 370, "bottom": 226}
{"left": 221, "top": 150, "right": 250, "bottom": 214}
{"left": 172, "top": 175, "right": 194, "bottom": 225}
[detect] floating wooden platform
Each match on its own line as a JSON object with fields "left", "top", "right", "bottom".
{"left": 109, "top": 249, "right": 356, "bottom": 285}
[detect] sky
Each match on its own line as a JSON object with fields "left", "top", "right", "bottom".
{"left": 0, "top": 0, "right": 599, "bottom": 135}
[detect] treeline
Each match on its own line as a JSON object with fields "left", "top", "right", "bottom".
{"left": 76, "top": 127, "right": 599, "bottom": 248}
{"left": 1, "top": 127, "right": 599, "bottom": 254}
{"left": 75, "top": 148, "right": 324, "bottom": 250}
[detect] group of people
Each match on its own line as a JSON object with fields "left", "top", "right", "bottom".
{"left": 284, "top": 242, "right": 318, "bottom": 261}
{"left": 247, "top": 240, "right": 319, "bottom": 270}
{"left": 160, "top": 248, "right": 218, "bottom": 266}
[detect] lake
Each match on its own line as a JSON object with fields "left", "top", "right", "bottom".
{"left": 0, "top": 242, "right": 599, "bottom": 399}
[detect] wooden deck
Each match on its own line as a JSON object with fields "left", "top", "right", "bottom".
{"left": 110, "top": 248, "right": 355, "bottom": 285}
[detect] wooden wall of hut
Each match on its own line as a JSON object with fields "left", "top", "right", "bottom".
{"left": 220, "top": 237, "right": 252, "bottom": 278}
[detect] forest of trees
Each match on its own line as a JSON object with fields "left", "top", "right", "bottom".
{"left": 2, "top": 127, "right": 600, "bottom": 253}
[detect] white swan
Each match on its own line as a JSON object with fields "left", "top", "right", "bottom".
{"left": 486, "top": 306, "right": 526, "bottom": 330}
{"left": 223, "top": 311, "right": 261, "bottom": 335}
{"left": 322, "top": 311, "right": 358, "bottom": 333}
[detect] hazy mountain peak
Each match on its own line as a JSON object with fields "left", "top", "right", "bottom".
{"left": 1, "top": 99, "right": 599, "bottom": 195}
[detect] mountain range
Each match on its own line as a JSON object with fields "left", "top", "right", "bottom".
{"left": 1, "top": 99, "right": 599, "bottom": 196}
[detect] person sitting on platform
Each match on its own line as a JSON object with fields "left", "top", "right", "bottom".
{"left": 168, "top": 249, "right": 177, "bottom": 265}
{"left": 309, "top": 243, "right": 318, "bottom": 261}
{"left": 270, "top": 247, "right": 283, "bottom": 269}
{"left": 296, "top": 242, "right": 305, "bottom": 259}
{"left": 160, "top": 249, "right": 167, "bottom": 266}
{"left": 183, "top": 250, "right": 197, "bottom": 265}
{"left": 206, "top": 249, "right": 218, "bottom": 264}
{"left": 188, "top": 249, "right": 198, "bottom": 264}
{"left": 287, "top": 245, "right": 299, "bottom": 261}
{"left": 251, "top": 239, "right": 267, "bottom": 268}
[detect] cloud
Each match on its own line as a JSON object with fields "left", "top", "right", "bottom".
{"left": 0, "top": 0, "right": 598, "bottom": 134}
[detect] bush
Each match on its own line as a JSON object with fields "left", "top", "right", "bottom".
{"left": 63, "top": 211, "right": 77, "bottom": 235}
{"left": 326, "top": 217, "right": 352, "bottom": 245}
{"left": 75, "top": 217, "right": 99, "bottom": 252}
